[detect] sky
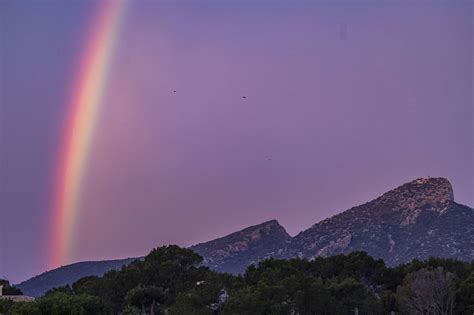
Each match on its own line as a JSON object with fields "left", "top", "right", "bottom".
{"left": 0, "top": 0, "right": 472, "bottom": 283}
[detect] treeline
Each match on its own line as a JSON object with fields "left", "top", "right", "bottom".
{"left": 1, "top": 245, "right": 474, "bottom": 314}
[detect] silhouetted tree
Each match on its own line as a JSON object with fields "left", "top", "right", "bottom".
{"left": 0, "top": 279, "right": 22, "bottom": 295}
{"left": 125, "top": 285, "right": 165, "bottom": 315}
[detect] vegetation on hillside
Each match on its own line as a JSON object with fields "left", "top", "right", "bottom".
{"left": 1, "top": 245, "right": 474, "bottom": 314}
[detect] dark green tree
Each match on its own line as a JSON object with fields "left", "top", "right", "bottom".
{"left": 171, "top": 272, "right": 235, "bottom": 314}
{"left": 456, "top": 271, "right": 474, "bottom": 313}
{"left": 5, "top": 301, "right": 41, "bottom": 315}
{"left": 0, "top": 298, "right": 14, "bottom": 314}
{"left": 125, "top": 285, "right": 166, "bottom": 315}
{"left": 0, "top": 279, "right": 23, "bottom": 295}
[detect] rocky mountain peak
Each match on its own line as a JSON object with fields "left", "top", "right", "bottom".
{"left": 253, "top": 219, "right": 289, "bottom": 237}
{"left": 380, "top": 177, "right": 453, "bottom": 205}
{"left": 290, "top": 177, "right": 472, "bottom": 266}
{"left": 191, "top": 220, "right": 290, "bottom": 274}
{"left": 374, "top": 177, "right": 454, "bottom": 224}
{"left": 192, "top": 219, "right": 290, "bottom": 250}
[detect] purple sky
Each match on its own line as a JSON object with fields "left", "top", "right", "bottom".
{"left": 1, "top": 1, "right": 472, "bottom": 283}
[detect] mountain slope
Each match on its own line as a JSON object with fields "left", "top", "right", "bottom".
{"left": 191, "top": 219, "right": 291, "bottom": 274}
{"left": 290, "top": 177, "right": 474, "bottom": 265}
{"left": 16, "top": 177, "right": 473, "bottom": 297}
{"left": 16, "top": 221, "right": 291, "bottom": 297}
{"left": 16, "top": 258, "right": 136, "bottom": 297}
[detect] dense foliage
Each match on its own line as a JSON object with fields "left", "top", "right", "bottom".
{"left": 0, "top": 280, "right": 23, "bottom": 296}
{"left": 2, "top": 246, "right": 474, "bottom": 314}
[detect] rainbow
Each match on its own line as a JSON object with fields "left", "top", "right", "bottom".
{"left": 49, "top": 0, "right": 127, "bottom": 268}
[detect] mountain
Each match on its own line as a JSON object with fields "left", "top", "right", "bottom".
{"left": 16, "top": 177, "right": 473, "bottom": 297}
{"left": 191, "top": 177, "right": 473, "bottom": 268}
{"left": 289, "top": 177, "right": 474, "bottom": 265}
{"left": 16, "top": 221, "right": 291, "bottom": 297}
{"left": 191, "top": 219, "right": 291, "bottom": 274}
{"left": 16, "top": 258, "right": 136, "bottom": 297}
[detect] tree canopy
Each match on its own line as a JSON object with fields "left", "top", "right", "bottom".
{"left": 1, "top": 246, "right": 473, "bottom": 314}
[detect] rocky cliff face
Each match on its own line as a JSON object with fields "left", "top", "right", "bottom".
{"left": 191, "top": 220, "right": 291, "bottom": 274}
{"left": 290, "top": 177, "right": 473, "bottom": 266}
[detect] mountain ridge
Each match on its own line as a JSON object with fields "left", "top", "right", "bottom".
{"left": 16, "top": 177, "right": 474, "bottom": 297}
{"left": 191, "top": 219, "right": 291, "bottom": 274}
{"left": 16, "top": 258, "right": 136, "bottom": 298}
{"left": 288, "top": 177, "right": 473, "bottom": 265}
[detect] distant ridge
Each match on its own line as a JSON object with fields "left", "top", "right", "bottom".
{"left": 16, "top": 258, "right": 136, "bottom": 297}
{"left": 17, "top": 177, "right": 474, "bottom": 297}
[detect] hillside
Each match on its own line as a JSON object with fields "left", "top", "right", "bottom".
{"left": 16, "top": 177, "right": 474, "bottom": 297}
{"left": 191, "top": 177, "right": 474, "bottom": 268}
{"left": 289, "top": 177, "right": 474, "bottom": 265}
{"left": 16, "top": 258, "right": 136, "bottom": 297}
{"left": 191, "top": 219, "right": 291, "bottom": 274}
